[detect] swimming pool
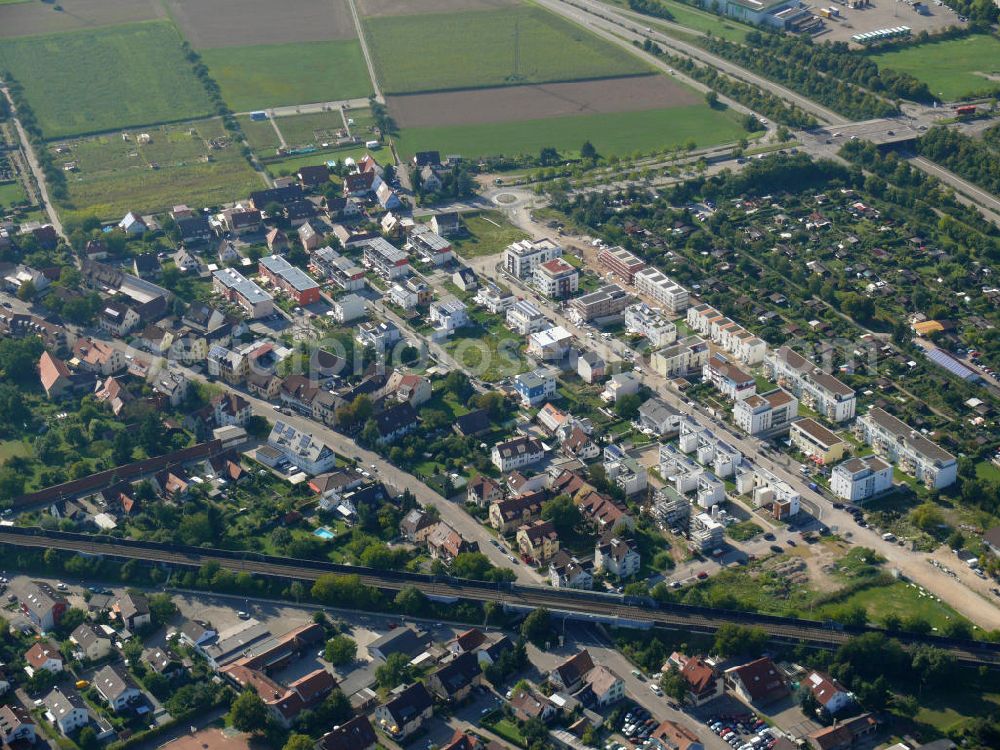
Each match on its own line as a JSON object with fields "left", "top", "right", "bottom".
{"left": 313, "top": 527, "right": 335, "bottom": 540}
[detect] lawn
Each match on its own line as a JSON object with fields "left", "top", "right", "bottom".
{"left": 445, "top": 324, "right": 528, "bottom": 382}
{"left": 274, "top": 110, "right": 351, "bottom": 148}
{"left": 484, "top": 718, "right": 525, "bottom": 748}
{"left": 237, "top": 115, "right": 282, "bottom": 154}
{"left": 395, "top": 105, "right": 749, "bottom": 158}
{"left": 0, "top": 21, "right": 214, "bottom": 139}
{"left": 913, "top": 676, "right": 1000, "bottom": 736}
{"left": 262, "top": 144, "right": 393, "bottom": 178}
{"left": 0, "top": 181, "right": 27, "bottom": 209}
{"left": 0, "top": 440, "right": 32, "bottom": 465}
{"left": 363, "top": 4, "right": 651, "bottom": 94}
{"left": 869, "top": 34, "right": 1000, "bottom": 101}
{"left": 54, "top": 118, "right": 263, "bottom": 222}
{"left": 451, "top": 212, "right": 529, "bottom": 259}
{"left": 815, "top": 580, "right": 969, "bottom": 632}
{"left": 975, "top": 460, "right": 1000, "bottom": 484}
{"left": 201, "top": 40, "right": 372, "bottom": 111}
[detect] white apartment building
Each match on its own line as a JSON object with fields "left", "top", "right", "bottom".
{"left": 831, "top": 455, "right": 893, "bottom": 502}
{"left": 633, "top": 267, "right": 690, "bottom": 315}
{"left": 362, "top": 237, "right": 410, "bottom": 279}
{"left": 533, "top": 258, "right": 579, "bottom": 299}
{"left": 650, "top": 336, "right": 709, "bottom": 378}
{"left": 429, "top": 297, "right": 468, "bottom": 335}
{"left": 686, "top": 303, "right": 767, "bottom": 365}
{"left": 689, "top": 512, "right": 724, "bottom": 553}
{"left": 506, "top": 299, "right": 548, "bottom": 335}
{"left": 624, "top": 303, "right": 677, "bottom": 348}
{"left": 492, "top": 436, "right": 546, "bottom": 472}
{"left": 659, "top": 441, "right": 704, "bottom": 494}
{"left": 766, "top": 346, "right": 856, "bottom": 422}
{"left": 853, "top": 407, "right": 957, "bottom": 489}
{"left": 734, "top": 388, "right": 798, "bottom": 436}
{"left": 736, "top": 465, "right": 801, "bottom": 519}
{"left": 527, "top": 325, "right": 573, "bottom": 361}
{"left": 504, "top": 238, "right": 562, "bottom": 279}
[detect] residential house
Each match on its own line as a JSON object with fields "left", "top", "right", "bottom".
{"left": 20, "top": 581, "right": 68, "bottom": 631}
{"left": 72, "top": 337, "right": 125, "bottom": 375}
{"left": 258, "top": 254, "right": 321, "bottom": 305}
{"left": 39, "top": 351, "right": 74, "bottom": 399}
{"left": 428, "top": 652, "right": 482, "bottom": 702}
{"left": 362, "top": 238, "right": 410, "bottom": 279}
{"left": 70, "top": 623, "right": 113, "bottom": 661}
{"left": 429, "top": 297, "right": 468, "bottom": 336}
{"left": 151, "top": 369, "right": 189, "bottom": 407}
{"left": 650, "top": 721, "right": 703, "bottom": 750}
{"left": 318, "top": 716, "right": 378, "bottom": 750}
{"left": 212, "top": 268, "right": 274, "bottom": 319}
{"left": 664, "top": 653, "right": 722, "bottom": 707}
{"left": 766, "top": 346, "right": 855, "bottom": 422}
{"left": 549, "top": 551, "right": 593, "bottom": 590}
{"left": 266, "top": 228, "right": 289, "bottom": 253}
{"left": 489, "top": 492, "right": 545, "bottom": 534}
{"left": 602, "top": 372, "right": 640, "bottom": 403}
{"left": 513, "top": 367, "right": 557, "bottom": 407}
{"left": 584, "top": 665, "right": 625, "bottom": 706}
{"left": 368, "top": 627, "right": 429, "bottom": 662}
{"left": 467, "top": 475, "right": 502, "bottom": 508}
{"left": 24, "top": 641, "right": 63, "bottom": 677}
{"left": 0, "top": 705, "right": 35, "bottom": 746}
{"left": 297, "top": 165, "right": 330, "bottom": 188}
{"left": 401, "top": 509, "right": 436, "bottom": 543}
{"left": 509, "top": 687, "right": 556, "bottom": 723}
{"left": 804, "top": 670, "right": 853, "bottom": 716}
{"left": 568, "top": 284, "right": 632, "bottom": 324}
{"left": 507, "top": 299, "right": 548, "bottom": 336}
{"left": 373, "top": 683, "right": 434, "bottom": 740}
{"left": 356, "top": 320, "right": 402, "bottom": 351}
{"left": 266, "top": 420, "right": 337, "bottom": 474}
{"left": 549, "top": 650, "right": 595, "bottom": 692}
{"left": 212, "top": 392, "right": 253, "bottom": 427}
{"left": 454, "top": 408, "right": 492, "bottom": 438}
{"left": 517, "top": 519, "right": 559, "bottom": 563}
{"left": 93, "top": 664, "right": 141, "bottom": 713}
{"left": 452, "top": 267, "right": 478, "bottom": 291}
{"left": 633, "top": 268, "right": 689, "bottom": 315}
{"left": 527, "top": 325, "right": 573, "bottom": 361}
{"left": 114, "top": 592, "right": 151, "bottom": 630}
{"left": 373, "top": 402, "right": 419, "bottom": 445}
{"left": 492, "top": 436, "right": 545, "bottom": 472}
{"left": 408, "top": 227, "right": 453, "bottom": 265}
{"left": 98, "top": 300, "right": 140, "bottom": 337}
{"left": 724, "top": 658, "right": 789, "bottom": 706}
{"left": 385, "top": 371, "right": 432, "bottom": 407}
{"left": 94, "top": 376, "right": 134, "bottom": 417}
{"left": 133, "top": 253, "right": 161, "bottom": 278}
{"left": 703, "top": 353, "right": 756, "bottom": 401}
{"left": 638, "top": 398, "right": 681, "bottom": 436}
{"left": 119, "top": 211, "right": 147, "bottom": 235}
{"left": 594, "top": 536, "right": 640, "bottom": 578}
{"left": 577, "top": 350, "right": 606, "bottom": 384}
{"left": 43, "top": 688, "right": 90, "bottom": 736}
{"left": 426, "top": 522, "right": 476, "bottom": 562}
{"left": 431, "top": 212, "right": 461, "bottom": 237}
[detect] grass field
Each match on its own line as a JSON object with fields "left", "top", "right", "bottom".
{"left": 54, "top": 118, "right": 262, "bottom": 222}
{"left": 604, "top": 0, "right": 750, "bottom": 42}
{"left": 870, "top": 34, "right": 1000, "bottom": 101}
{"left": 0, "top": 182, "right": 27, "bottom": 209}
{"left": 0, "top": 440, "right": 31, "bottom": 464}
{"left": 976, "top": 460, "right": 1000, "bottom": 484}
{"left": 395, "top": 105, "right": 748, "bottom": 158}
{"left": 237, "top": 116, "right": 283, "bottom": 154}
{"left": 0, "top": 21, "right": 214, "bottom": 138}
{"left": 261, "top": 145, "right": 393, "bottom": 177}
{"left": 452, "top": 212, "right": 529, "bottom": 258}
{"left": 363, "top": 4, "right": 650, "bottom": 93}
{"left": 273, "top": 111, "right": 350, "bottom": 148}
{"left": 201, "top": 40, "right": 372, "bottom": 111}
{"left": 816, "top": 580, "right": 969, "bottom": 631}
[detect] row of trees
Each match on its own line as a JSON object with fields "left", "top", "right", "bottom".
{"left": 699, "top": 35, "right": 901, "bottom": 119}
{"left": 1, "top": 73, "right": 68, "bottom": 202}
{"left": 916, "top": 125, "right": 1000, "bottom": 199}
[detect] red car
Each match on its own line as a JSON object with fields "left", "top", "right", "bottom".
{"left": 697, "top": 571, "right": 709, "bottom": 580}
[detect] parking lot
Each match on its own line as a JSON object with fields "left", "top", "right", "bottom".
{"left": 818, "top": 0, "right": 964, "bottom": 45}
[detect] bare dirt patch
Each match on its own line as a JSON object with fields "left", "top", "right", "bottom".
{"left": 0, "top": 0, "right": 164, "bottom": 39}
{"left": 388, "top": 75, "right": 698, "bottom": 128}
{"left": 167, "top": 0, "right": 356, "bottom": 48}
{"left": 358, "top": 0, "right": 518, "bottom": 18}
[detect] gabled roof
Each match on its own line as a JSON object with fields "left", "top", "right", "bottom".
{"left": 319, "top": 715, "right": 378, "bottom": 750}
{"left": 431, "top": 651, "right": 480, "bottom": 696}
{"left": 381, "top": 682, "right": 433, "bottom": 724}
{"left": 552, "top": 650, "right": 594, "bottom": 687}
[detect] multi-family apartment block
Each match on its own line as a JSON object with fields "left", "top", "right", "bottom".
{"left": 624, "top": 303, "right": 677, "bottom": 347}
{"left": 633, "top": 267, "right": 689, "bottom": 315}
{"left": 533, "top": 258, "right": 579, "bottom": 299}
{"left": 503, "top": 238, "right": 562, "bottom": 279}
{"left": 362, "top": 238, "right": 410, "bottom": 279}
{"left": 597, "top": 245, "right": 647, "bottom": 284}
{"left": 309, "top": 246, "right": 365, "bottom": 290}
{"left": 703, "top": 353, "right": 756, "bottom": 401}
{"left": 507, "top": 299, "right": 548, "bottom": 335}
{"left": 853, "top": 407, "right": 957, "bottom": 489}
{"left": 831, "top": 455, "right": 893, "bottom": 502}
{"left": 686, "top": 303, "right": 767, "bottom": 365}
{"left": 734, "top": 389, "right": 798, "bottom": 436}
{"left": 650, "top": 336, "right": 709, "bottom": 378}
{"left": 766, "top": 346, "right": 856, "bottom": 423}
{"left": 568, "top": 284, "right": 632, "bottom": 323}
{"left": 212, "top": 268, "right": 273, "bottom": 318}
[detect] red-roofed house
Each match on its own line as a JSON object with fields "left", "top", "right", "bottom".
{"left": 664, "top": 653, "right": 722, "bottom": 706}
{"left": 804, "top": 670, "right": 853, "bottom": 716}
{"left": 39, "top": 351, "right": 73, "bottom": 399}
{"left": 724, "top": 657, "right": 789, "bottom": 706}
{"left": 24, "top": 641, "right": 63, "bottom": 677}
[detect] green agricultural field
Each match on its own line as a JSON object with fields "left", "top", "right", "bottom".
{"left": 395, "top": 105, "right": 748, "bottom": 159}
{"left": 200, "top": 40, "right": 372, "bottom": 112}
{"left": 53, "top": 118, "right": 262, "bottom": 222}
{"left": 262, "top": 144, "right": 393, "bottom": 178}
{"left": 870, "top": 34, "right": 1000, "bottom": 101}
{"left": 363, "top": 5, "right": 650, "bottom": 93}
{"left": 0, "top": 21, "right": 214, "bottom": 139}
{"left": 816, "top": 580, "right": 970, "bottom": 632}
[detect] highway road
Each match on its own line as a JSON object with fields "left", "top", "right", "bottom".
{"left": 1, "top": 527, "right": 996, "bottom": 666}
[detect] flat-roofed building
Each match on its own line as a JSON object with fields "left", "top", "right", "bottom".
{"left": 650, "top": 336, "right": 709, "bottom": 378}
{"left": 634, "top": 267, "right": 689, "bottom": 314}
{"left": 533, "top": 258, "right": 579, "bottom": 299}
{"left": 734, "top": 388, "right": 797, "bottom": 436}
{"left": 212, "top": 268, "right": 273, "bottom": 318}
{"left": 310, "top": 246, "right": 365, "bottom": 290}
{"left": 625, "top": 303, "right": 676, "bottom": 347}
{"left": 831, "top": 455, "right": 893, "bottom": 503}
{"left": 362, "top": 238, "right": 410, "bottom": 279}
{"left": 258, "top": 255, "right": 320, "bottom": 305}
{"left": 568, "top": 284, "right": 632, "bottom": 323}
{"left": 507, "top": 299, "right": 548, "bottom": 335}
{"left": 504, "top": 238, "right": 561, "bottom": 279}
{"left": 598, "top": 245, "right": 646, "bottom": 284}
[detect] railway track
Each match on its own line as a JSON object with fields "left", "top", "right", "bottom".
{"left": 1, "top": 529, "right": 996, "bottom": 666}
